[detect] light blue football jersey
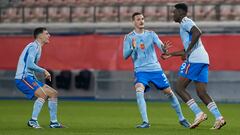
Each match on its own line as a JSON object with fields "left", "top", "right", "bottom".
{"left": 15, "top": 40, "right": 45, "bottom": 79}
{"left": 123, "top": 30, "right": 165, "bottom": 72}
{"left": 180, "top": 17, "right": 209, "bottom": 64}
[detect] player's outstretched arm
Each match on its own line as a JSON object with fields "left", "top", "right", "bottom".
{"left": 152, "top": 31, "right": 172, "bottom": 54}
{"left": 161, "top": 49, "right": 185, "bottom": 60}
{"left": 162, "top": 41, "right": 172, "bottom": 53}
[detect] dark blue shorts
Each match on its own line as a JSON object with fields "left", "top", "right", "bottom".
{"left": 15, "top": 76, "right": 44, "bottom": 99}
{"left": 134, "top": 71, "right": 170, "bottom": 91}
{"left": 178, "top": 62, "right": 209, "bottom": 83}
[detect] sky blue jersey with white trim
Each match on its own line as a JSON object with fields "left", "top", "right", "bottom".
{"left": 123, "top": 30, "right": 165, "bottom": 72}
{"left": 15, "top": 40, "right": 45, "bottom": 79}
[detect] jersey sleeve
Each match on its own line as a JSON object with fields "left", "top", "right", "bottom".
{"left": 182, "top": 19, "right": 196, "bottom": 32}
{"left": 152, "top": 31, "right": 165, "bottom": 53}
{"left": 123, "top": 35, "right": 134, "bottom": 59}
{"left": 26, "top": 46, "right": 45, "bottom": 73}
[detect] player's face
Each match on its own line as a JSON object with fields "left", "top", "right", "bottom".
{"left": 40, "top": 30, "right": 51, "bottom": 44}
{"left": 133, "top": 14, "right": 144, "bottom": 29}
{"left": 173, "top": 8, "right": 181, "bottom": 23}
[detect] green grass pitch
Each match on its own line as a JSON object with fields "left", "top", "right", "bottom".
{"left": 0, "top": 100, "right": 239, "bottom": 135}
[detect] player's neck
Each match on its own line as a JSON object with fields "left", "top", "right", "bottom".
{"left": 134, "top": 28, "right": 144, "bottom": 34}
{"left": 36, "top": 39, "right": 44, "bottom": 47}
{"left": 179, "top": 16, "right": 187, "bottom": 23}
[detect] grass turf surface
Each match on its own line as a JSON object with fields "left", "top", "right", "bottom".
{"left": 0, "top": 100, "right": 239, "bottom": 135}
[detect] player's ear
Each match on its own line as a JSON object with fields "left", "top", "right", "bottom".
{"left": 180, "top": 9, "right": 187, "bottom": 16}
{"left": 38, "top": 33, "right": 43, "bottom": 39}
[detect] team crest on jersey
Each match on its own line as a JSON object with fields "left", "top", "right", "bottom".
{"left": 140, "top": 43, "right": 145, "bottom": 50}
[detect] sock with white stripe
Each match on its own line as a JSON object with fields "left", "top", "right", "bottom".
{"left": 207, "top": 102, "right": 222, "bottom": 120}
{"left": 186, "top": 99, "right": 202, "bottom": 117}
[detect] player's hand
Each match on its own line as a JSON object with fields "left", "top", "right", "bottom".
{"left": 161, "top": 53, "right": 172, "bottom": 60}
{"left": 132, "top": 38, "right": 136, "bottom": 50}
{"left": 132, "top": 43, "right": 136, "bottom": 49}
{"left": 162, "top": 41, "right": 172, "bottom": 53}
{"left": 44, "top": 70, "right": 51, "bottom": 82}
{"left": 163, "top": 41, "right": 172, "bottom": 49}
{"left": 181, "top": 53, "right": 187, "bottom": 61}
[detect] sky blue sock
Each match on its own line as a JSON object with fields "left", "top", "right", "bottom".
{"left": 186, "top": 99, "right": 202, "bottom": 116}
{"left": 166, "top": 92, "right": 185, "bottom": 121}
{"left": 48, "top": 98, "right": 58, "bottom": 123}
{"left": 32, "top": 98, "right": 45, "bottom": 120}
{"left": 207, "top": 102, "right": 222, "bottom": 120}
{"left": 136, "top": 91, "right": 149, "bottom": 123}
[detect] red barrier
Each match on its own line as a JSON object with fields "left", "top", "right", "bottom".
{"left": 0, "top": 34, "right": 239, "bottom": 71}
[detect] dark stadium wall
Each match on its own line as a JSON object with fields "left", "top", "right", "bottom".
{"left": 0, "top": 34, "right": 239, "bottom": 71}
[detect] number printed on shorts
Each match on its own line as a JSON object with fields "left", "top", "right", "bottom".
{"left": 161, "top": 73, "right": 168, "bottom": 83}
{"left": 180, "top": 62, "right": 187, "bottom": 73}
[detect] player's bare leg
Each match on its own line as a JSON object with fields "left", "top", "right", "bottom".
{"left": 195, "top": 82, "right": 212, "bottom": 105}
{"left": 176, "top": 77, "right": 207, "bottom": 129}
{"left": 175, "top": 77, "right": 192, "bottom": 102}
{"left": 195, "top": 82, "right": 226, "bottom": 129}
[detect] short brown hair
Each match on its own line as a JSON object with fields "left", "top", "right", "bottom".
{"left": 33, "top": 27, "right": 47, "bottom": 39}
{"left": 132, "top": 12, "right": 143, "bottom": 21}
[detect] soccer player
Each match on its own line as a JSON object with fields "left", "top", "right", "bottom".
{"left": 161, "top": 3, "right": 226, "bottom": 129}
{"left": 123, "top": 12, "right": 190, "bottom": 128}
{"left": 15, "top": 27, "right": 64, "bottom": 128}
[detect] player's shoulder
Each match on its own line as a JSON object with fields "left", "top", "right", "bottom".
{"left": 126, "top": 31, "right": 135, "bottom": 37}
{"left": 124, "top": 31, "right": 135, "bottom": 40}
{"left": 144, "top": 30, "right": 156, "bottom": 35}
{"left": 181, "top": 17, "right": 195, "bottom": 24}
{"left": 27, "top": 41, "right": 39, "bottom": 50}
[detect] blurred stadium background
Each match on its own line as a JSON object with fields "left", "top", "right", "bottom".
{"left": 0, "top": 0, "right": 240, "bottom": 102}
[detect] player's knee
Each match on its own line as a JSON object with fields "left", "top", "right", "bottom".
{"left": 51, "top": 88, "right": 58, "bottom": 95}
{"left": 37, "top": 97, "right": 46, "bottom": 103}
{"left": 135, "top": 83, "right": 144, "bottom": 88}
{"left": 39, "top": 95, "right": 47, "bottom": 100}
{"left": 35, "top": 89, "right": 47, "bottom": 99}
{"left": 135, "top": 83, "right": 145, "bottom": 93}
{"left": 43, "top": 85, "right": 58, "bottom": 98}
{"left": 50, "top": 89, "right": 58, "bottom": 98}
{"left": 163, "top": 88, "right": 173, "bottom": 97}
{"left": 54, "top": 90, "right": 58, "bottom": 97}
